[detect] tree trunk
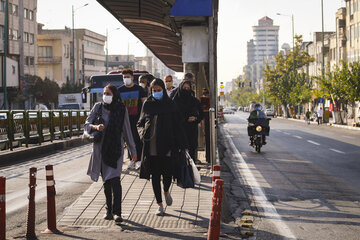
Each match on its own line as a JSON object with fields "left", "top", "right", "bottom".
{"left": 282, "top": 103, "right": 290, "bottom": 118}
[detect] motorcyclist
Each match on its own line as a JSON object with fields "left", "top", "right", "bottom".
{"left": 248, "top": 103, "right": 267, "bottom": 145}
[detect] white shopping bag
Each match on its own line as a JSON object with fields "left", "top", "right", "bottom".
{"left": 186, "top": 152, "right": 201, "bottom": 184}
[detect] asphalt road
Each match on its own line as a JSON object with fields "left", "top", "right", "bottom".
{"left": 0, "top": 144, "right": 93, "bottom": 238}
{"left": 221, "top": 112, "right": 360, "bottom": 240}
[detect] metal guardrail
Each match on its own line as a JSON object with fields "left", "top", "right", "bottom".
{"left": 0, "top": 110, "right": 89, "bottom": 151}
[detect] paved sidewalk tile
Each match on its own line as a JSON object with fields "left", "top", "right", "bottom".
{"left": 58, "top": 153, "right": 213, "bottom": 233}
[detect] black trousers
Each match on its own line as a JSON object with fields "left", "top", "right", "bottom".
{"left": 129, "top": 117, "right": 142, "bottom": 162}
{"left": 103, "top": 177, "right": 122, "bottom": 215}
{"left": 150, "top": 156, "right": 172, "bottom": 204}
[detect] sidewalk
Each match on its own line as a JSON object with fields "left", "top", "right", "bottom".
{"left": 56, "top": 152, "right": 215, "bottom": 238}
{"left": 276, "top": 116, "right": 360, "bottom": 131}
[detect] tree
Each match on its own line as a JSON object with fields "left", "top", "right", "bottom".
{"left": 61, "top": 79, "right": 84, "bottom": 94}
{"left": 23, "top": 75, "right": 60, "bottom": 108}
{"left": 264, "top": 35, "right": 314, "bottom": 117}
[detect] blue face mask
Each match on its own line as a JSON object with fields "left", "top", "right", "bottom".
{"left": 153, "top": 91, "right": 163, "bottom": 100}
{"left": 255, "top": 107, "right": 261, "bottom": 111}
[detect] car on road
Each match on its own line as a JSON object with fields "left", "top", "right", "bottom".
{"left": 265, "top": 108, "right": 275, "bottom": 117}
{"left": 223, "top": 107, "right": 235, "bottom": 114}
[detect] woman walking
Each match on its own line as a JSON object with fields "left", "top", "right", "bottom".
{"left": 173, "top": 81, "right": 204, "bottom": 163}
{"left": 85, "top": 84, "right": 137, "bottom": 223}
{"left": 137, "top": 78, "right": 188, "bottom": 216}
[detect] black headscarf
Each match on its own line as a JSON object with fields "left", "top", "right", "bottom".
{"left": 173, "top": 81, "right": 198, "bottom": 117}
{"left": 101, "top": 85, "right": 126, "bottom": 169}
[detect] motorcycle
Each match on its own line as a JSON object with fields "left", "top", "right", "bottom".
{"left": 247, "top": 118, "right": 271, "bottom": 153}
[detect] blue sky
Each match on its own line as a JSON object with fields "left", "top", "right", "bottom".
{"left": 37, "top": 0, "right": 345, "bottom": 82}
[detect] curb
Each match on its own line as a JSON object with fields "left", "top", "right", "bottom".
{"left": 0, "top": 138, "right": 88, "bottom": 165}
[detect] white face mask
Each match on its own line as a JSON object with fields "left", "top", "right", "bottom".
{"left": 103, "top": 95, "right": 113, "bottom": 104}
{"left": 139, "top": 83, "right": 146, "bottom": 88}
{"left": 124, "top": 77, "right": 132, "bottom": 86}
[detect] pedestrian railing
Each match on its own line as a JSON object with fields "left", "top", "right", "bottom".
{"left": 0, "top": 110, "right": 89, "bottom": 151}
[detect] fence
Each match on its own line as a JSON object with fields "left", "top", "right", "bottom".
{"left": 0, "top": 110, "right": 89, "bottom": 151}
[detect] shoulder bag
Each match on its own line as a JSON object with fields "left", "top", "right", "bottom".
{"left": 82, "top": 103, "right": 104, "bottom": 143}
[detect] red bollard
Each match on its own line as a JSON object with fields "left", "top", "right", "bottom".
{"left": 26, "top": 167, "right": 37, "bottom": 239}
{"left": 42, "top": 165, "right": 61, "bottom": 234}
{"left": 0, "top": 177, "right": 5, "bottom": 240}
{"left": 212, "top": 165, "right": 221, "bottom": 192}
{"left": 207, "top": 179, "right": 224, "bottom": 240}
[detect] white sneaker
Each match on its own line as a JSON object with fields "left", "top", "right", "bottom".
{"left": 127, "top": 161, "right": 135, "bottom": 169}
{"left": 135, "top": 161, "right": 141, "bottom": 170}
{"left": 155, "top": 206, "right": 164, "bottom": 216}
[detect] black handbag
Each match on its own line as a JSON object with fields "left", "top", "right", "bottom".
{"left": 82, "top": 103, "right": 104, "bottom": 143}
{"left": 176, "top": 151, "right": 194, "bottom": 189}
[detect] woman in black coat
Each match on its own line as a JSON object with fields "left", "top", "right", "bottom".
{"left": 137, "top": 78, "right": 188, "bottom": 216}
{"left": 173, "top": 81, "right": 204, "bottom": 163}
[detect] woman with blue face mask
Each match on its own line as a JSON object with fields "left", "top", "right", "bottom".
{"left": 137, "top": 78, "right": 188, "bottom": 216}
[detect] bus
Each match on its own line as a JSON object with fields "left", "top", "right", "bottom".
{"left": 82, "top": 70, "right": 149, "bottom": 108}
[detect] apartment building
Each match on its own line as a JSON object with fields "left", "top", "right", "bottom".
{"left": 37, "top": 24, "right": 71, "bottom": 87}
{"left": 0, "top": 0, "right": 37, "bottom": 109}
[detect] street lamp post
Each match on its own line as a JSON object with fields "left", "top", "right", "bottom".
{"left": 105, "top": 27, "right": 120, "bottom": 74}
{"left": 321, "top": 0, "right": 326, "bottom": 123}
{"left": 277, "top": 13, "right": 295, "bottom": 72}
{"left": 72, "top": 3, "right": 88, "bottom": 86}
{"left": 2, "top": 0, "right": 8, "bottom": 109}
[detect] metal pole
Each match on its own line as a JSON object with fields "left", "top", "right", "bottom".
{"left": 3, "top": 0, "right": 9, "bottom": 109}
{"left": 292, "top": 14, "right": 296, "bottom": 73}
{"left": 321, "top": 0, "right": 325, "bottom": 122}
{"left": 106, "top": 29, "right": 108, "bottom": 74}
{"left": 72, "top": 5, "right": 75, "bottom": 86}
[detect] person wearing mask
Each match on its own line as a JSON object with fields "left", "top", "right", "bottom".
{"left": 173, "top": 81, "right": 204, "bottom": 164}
{"left": 139, "top": 74, "right": 155, "bottom": 97}
{"left": 170, "top": 72, "right": 195, "bottom": 99}
{"left": 137, "top": 78, "right": 188, "bottom": 216}
{"left": 164, "top": 74, "right": 175, "bottom": 97}
{"left": 85, "top": 84, "right": 137, "bottom": 223}
{"left": 118, "top": 69, "right": 147, "bottom": 170}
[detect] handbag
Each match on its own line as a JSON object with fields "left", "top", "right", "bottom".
{"left": 186, "top": 152, "right": 201, "bottom": 184}
{"left": 82, "top": 103, "right": 104, "bottom": 143}
{"left": 177, "top": 151, "right": 194, "bottom": 189}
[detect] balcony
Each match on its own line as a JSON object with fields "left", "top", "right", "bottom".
{"left": 38, "top": 56, "right": 62, "bottom": 65}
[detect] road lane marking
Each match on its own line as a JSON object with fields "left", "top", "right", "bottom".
{"left": 283, "top": 132, "right": 290, "bottom": 135}
{"left": 222, "top": 127, "right": 297, "bottom": 240}
{"left": 294, "top": 135, "right": 302, "bottom": 139}
{"left": 329, "top": 148, "right": 345, "bottom": 154}
{"left": 307, "top": 140, "right": 320, "bottom": 146}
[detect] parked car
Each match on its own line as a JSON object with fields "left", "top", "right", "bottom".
{"left": 265, "top": 109, "right": 275, "bottom": 117}
{"left": 223, "top": 107, "right": 235, "bottom": 114}
{"left": 231, "top": 106, "right": 238, "bottom": 112}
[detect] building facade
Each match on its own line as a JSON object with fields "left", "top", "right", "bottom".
{"left": 243, "top": 16, "right": 279, "bottom": 92}
{"left": 37, "top": 24, "right": 72, "bottom": 87}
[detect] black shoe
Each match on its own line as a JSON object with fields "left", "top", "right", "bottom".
{"left": 103, "top": 212, "right": 113, "bottom": 220}
{"left": 263, "top": 141, "right": 267, "bottom": 145}
{"left": 114, "top": 214, "right": 123, "bottom": 223}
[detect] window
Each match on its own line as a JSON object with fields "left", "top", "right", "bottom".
{"left": 29, "top": 33, "right": 34, "bottom": 44}
{"left": 38, "top": 46, "right": 53, "bottom": 57}
{"left": 9, "top": 3, "right": 18, "bottom": 16}
{"left": 0, "top": 1, "right": 4, "bottom": 12}
{"left": 0, "top": 25, "right": 3, "bottom": 39}
{"left": 24, "top": 8, "right": 28, "bottom": 19}
{"left": 24, "top": 32, "right": 29, "bottom": 43}
{"left": 9, "top": 29, "right": 18, "bottom": 40}
{"left": 29, "top": 57, "right": 34, "bottom": 66}
{"left": 29, "top": 10, "right": 34, "bottom": 20}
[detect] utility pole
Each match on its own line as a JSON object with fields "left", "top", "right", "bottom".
{"left": 321, "top": 0, "right": 326, "bottom": 123}
{"left": 72, "top": 5, "right": 75, "bottom": 86}
{"left": 3, "top": 0, "right": 8, "bottom": 109}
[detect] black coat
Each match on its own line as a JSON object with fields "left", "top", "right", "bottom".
{"left": 137, "top": 96, "right": 188, "bottom": 180}
{"left": 173, "top": 89, "right": 204, "bottom": 149}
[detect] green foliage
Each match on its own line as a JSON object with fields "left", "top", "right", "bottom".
{"left": 61, "top": 79, "right": 85, "bottom": 94}
{"left": 264, "top": 35, "right": 314, "bottom": 116}
{"left": 316, "top": 61, "right": 360, "bottom": 108}
{"left": 23, "top": 75, "right": 60, "bottom": 107}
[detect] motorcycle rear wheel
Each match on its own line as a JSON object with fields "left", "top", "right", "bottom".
{"left": 255, "top": 144, "right": 261, "bottom": 153}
